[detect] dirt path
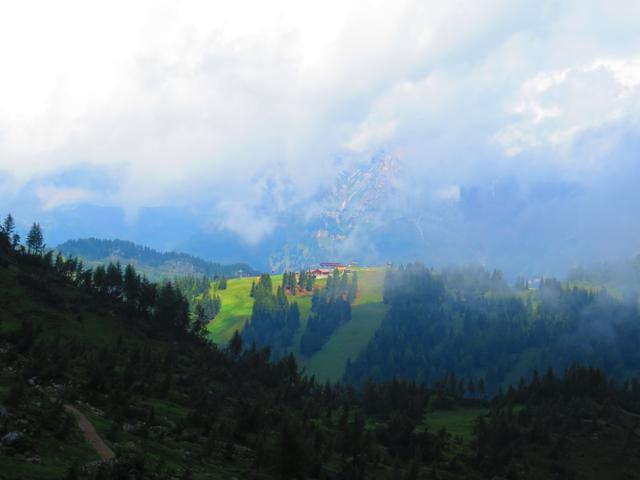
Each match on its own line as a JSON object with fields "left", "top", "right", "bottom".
{"left": 64, "top": 404, "right": 115, "bottom": 460}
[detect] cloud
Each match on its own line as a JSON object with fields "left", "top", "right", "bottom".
{"left": 434, "top": 185, "right": 461, "bottom": 202}
{"left": 218, "top": 201, "right": 276, "bottom": 245}
{"left": 346, "top": 120, "right": 398, "bottom": 152}
{"left": 36, "top": 186, "right": 99, "bottom": 210}
{"left": 496, "top": 57, "right": 640, "bottom": 157}
{"left": 1, "top": 0, "right": 640, "bottom": 252}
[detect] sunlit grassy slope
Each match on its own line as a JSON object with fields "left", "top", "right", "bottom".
{"left": 208, "top": 268, "right": 388, "bottom": 382}
{"left": 207, "top": 274, "right": 319, "bottom": 343}
{"left": 206, "top": 276, "right": 262, "bottom": 342}
{"left": 304, "top": 268, "right": 389, "bottom": 382}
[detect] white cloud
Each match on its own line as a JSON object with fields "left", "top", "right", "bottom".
{"left": 346, "top": 120, "right": 398, "bottom": 152}
{"left": 218, "top": 201, "right": 276, "bottom": 245}
{"left": 37, "top": 186, "right": 98, "bottom": 210}
{"left": 434, "top": 185, "right": 461, "bottom": 202}
{"left": 497, "top": 57, "right": 640, "bottom": 157}
{"left": 1, "top": 0, "right": 640, "bottom": 243}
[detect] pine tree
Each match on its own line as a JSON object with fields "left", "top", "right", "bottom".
{"left": 26, "top": 222, "right": 44, "bottom": 254}
{"left": 229, "top": 330, "right": 243, "bottom": 356}
{"left": 1, "top": 214, "right": 15, "bottom": 238}
{"left": 305, "top": 273, "right": 315, "bottom": 291}
{"left": 192, "top": 304, "right": 208, "bottom": 336}
{"left": 290, "top": 273, "right": 297, "bottom": 296}
{"left": 105, "top": 262, "right": 124, "bottom": 299}
{"left": 54, "top": 252, "right": 65, "bottom": 273}
{"left": 123, "top": 264, "right": 140, "bottom": 307}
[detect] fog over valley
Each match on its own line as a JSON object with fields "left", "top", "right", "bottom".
{"left": 2, "top": 3, "right": 640, "bottom": 479}
{"left": 2, "top": 1, "right": 640, "bottom": 276}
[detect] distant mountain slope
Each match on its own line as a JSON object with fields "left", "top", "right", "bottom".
{"left": 57, "top": 238, "right": 257, "bottom": 280}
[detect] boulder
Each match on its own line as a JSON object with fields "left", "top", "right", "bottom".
{"left": 1, "top": 431, "right": 22, "bottom": 445}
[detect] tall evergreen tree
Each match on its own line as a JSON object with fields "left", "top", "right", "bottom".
{"left": 1, "top": 213, "right": 15, "bottom": 238}
{"left": 26, "top": 222, "right": 44, "bottom": 254}
{"left": 229, "top": 330, "right": 243, "bottom": 356}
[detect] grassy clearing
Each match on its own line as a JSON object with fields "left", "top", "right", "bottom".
{"left": 207, "top": 276, "right": 259, "bottom": 343}
{"left": 305, "top": 268, "right": 388, "bottom": 383}
{"left": 207, "top": 274, "right": 323, "bottom": 344}
{"left": 208, "top": 268, "right": 388, "bottom": 383}
{"left": 421, "top": 408, "right": 487, "bottom": 441}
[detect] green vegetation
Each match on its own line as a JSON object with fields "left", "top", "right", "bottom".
{"left": 209, "top": 268, "right": 387, "bottom": 382}
{"left": 3, "top": 215, "right": 451, "bottom": 479}
{"left": 209, "top": 274, "right": 321, "bottom": 343}
{"left": 0, "top": 224, "right": 477, "bottom": 479}
{"left": 299, "top": 270, "right": 355, "bottom": 356}
{"left": 306, "top": 269, "right": 389, "bottom": 382}
{"left": 208, "top": 275, "right": 276, "bottom": 342}
{"left": 4, "top": 214, "right": 640, "bottom": 478}
{"left": 305, "top": 301, "right": 388, "bottom": 382}
{"left": 241, "top": 273, "right": 302, "bottom": 357}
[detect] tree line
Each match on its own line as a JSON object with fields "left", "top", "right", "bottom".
{"left": 280, "top": 269, "right": 316, "bottom": 295}
{"left": 242, "top": 273, "right": 301, "bottom": 357}
{"left": 56, "top": 237, "right": 256, "bottom": 278}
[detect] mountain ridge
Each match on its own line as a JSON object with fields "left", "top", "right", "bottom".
{"left": 56, "top": 237, "right": 257, "bottom": 281}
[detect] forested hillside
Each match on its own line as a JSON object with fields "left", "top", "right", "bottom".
{"left": 0, "top": 216, "right": 465, "bottom": 479}
{"left": 345, "top": 264, "right": 640, "bottom": 394}
{"left": 3, "top": 217, "right": 640, "bottom": 479}
{"left": 56, "top": 238, "right": 256, "bottom": 281}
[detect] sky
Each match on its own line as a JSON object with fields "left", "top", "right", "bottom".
{"left": 1, "top": 1, "right": 640, "bottom": 271}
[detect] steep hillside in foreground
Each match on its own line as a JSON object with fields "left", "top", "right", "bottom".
{"left": 2, "top": 230, "right": 640, "bottom": 479}
{"left": 56, "top": 238, "right": 257, "bottom": 281}
{"left": 0, "top": 239, "right": 441, "bottom": 479}
{"left": 208, "top": 268, "right": 388, "bottom": 382}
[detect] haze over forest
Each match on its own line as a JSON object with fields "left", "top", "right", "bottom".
{"left": 2, "top": 1, "right": 640, "bottom": 276}
{"left": 4, "top": 2, "right": 640, "bottom": 479}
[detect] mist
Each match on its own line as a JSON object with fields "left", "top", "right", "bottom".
{"left": 1, "top": 1, "right": 640, "bottom": 275}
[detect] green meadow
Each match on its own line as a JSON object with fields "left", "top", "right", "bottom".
{"left": 206, "top": 276, "right": 261, "bottom": 343}
{"left": 304, "top": 268, "right": 389, "bottom": 382}
{"left": 207, "top": 274, "right": 319, "bottom": 343}
{"left": 207, "top": 268, "right": 388, "bottom": 382}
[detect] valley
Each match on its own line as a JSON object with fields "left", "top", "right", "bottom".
{"left": 3, "top": 222, "right": 640, "bottom": 479}
{"left": 4, "top": 4, "right": 640, "bottom": 477}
